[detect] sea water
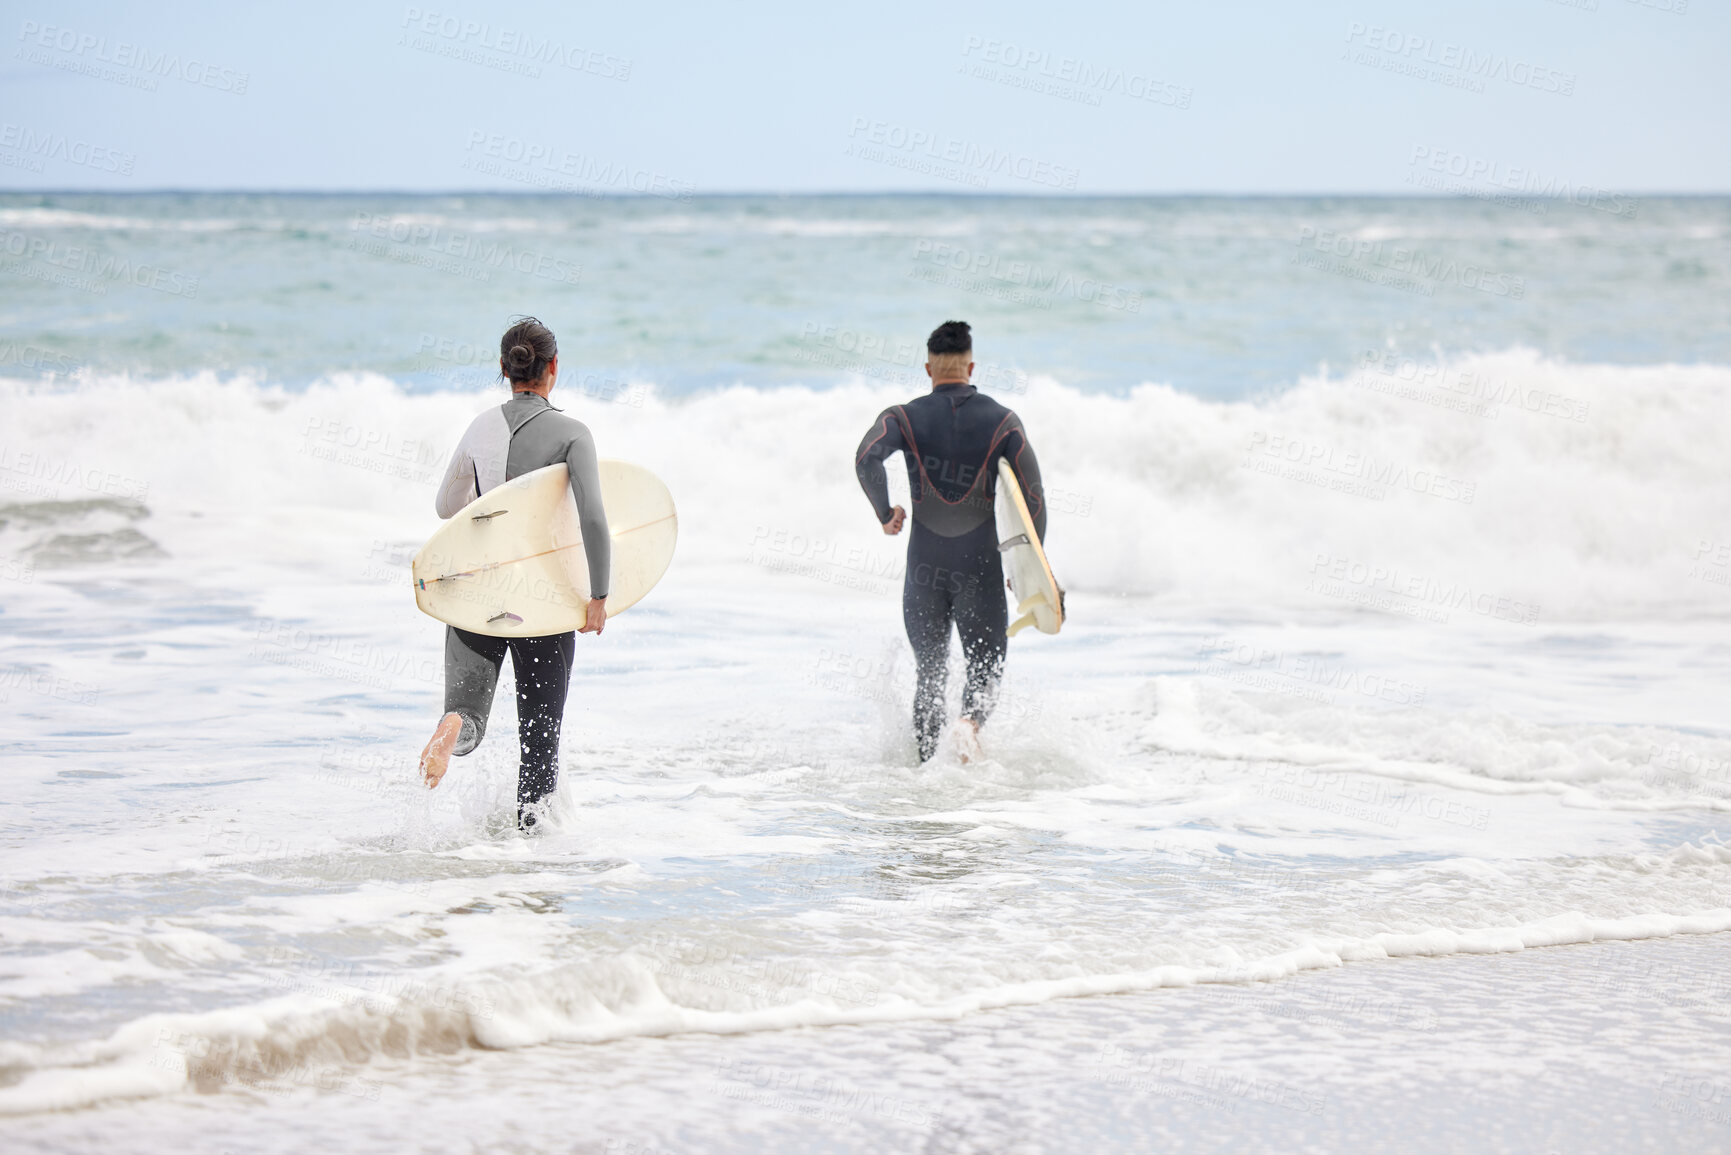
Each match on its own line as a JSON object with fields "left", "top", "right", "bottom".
{"left": 1, "top": 193, "right": 1729, "bottom": 1151}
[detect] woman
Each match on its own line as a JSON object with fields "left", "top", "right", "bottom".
{"left": 417, "top": 317, "right": 610, "bottom": 830}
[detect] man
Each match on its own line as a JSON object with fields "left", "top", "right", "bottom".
{"left": 417, "top": 317, "right": 610, "bottom": 830}
{"left": 854, "top": 320, "right": 1047, "bottom": 762}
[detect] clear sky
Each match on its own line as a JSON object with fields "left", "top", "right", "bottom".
{"left": 2, "top": 0, "right": 1724, "bottom": 194}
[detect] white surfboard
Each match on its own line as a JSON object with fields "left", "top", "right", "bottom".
{"left": 995, "top": 458, "right": 1064, "bottom": 637}
{"left": 412, "top": 461, "right": 676, "bottom": 637}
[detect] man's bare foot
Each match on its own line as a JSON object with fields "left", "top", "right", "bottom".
{"left": 419, "top": 713, "right": 463, "bottom": 788}
{"left": 955, "top": 718, "right": 983, "bottom": 764}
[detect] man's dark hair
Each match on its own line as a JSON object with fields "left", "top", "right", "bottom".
{"left": 500, "top": 316, "right": 558, "bottom": 384}
{"left": 927, "top": 320, "right": 972, "bottom": 356}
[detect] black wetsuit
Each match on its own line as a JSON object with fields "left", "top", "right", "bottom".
{"left": 442, "top": 629, "right": 575, "bottom": 825}
{"left": 855, "top": 383, "right": 1047, "bottom": 760}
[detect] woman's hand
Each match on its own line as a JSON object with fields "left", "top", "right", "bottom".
{"left": 580, "top": 597, "right": 607, "bottom": 635}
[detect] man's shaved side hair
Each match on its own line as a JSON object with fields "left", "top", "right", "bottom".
{"left": 927, "top": 320, "right": 972, "bottom": 379}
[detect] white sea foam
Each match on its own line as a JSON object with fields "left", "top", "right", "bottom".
{"left": 1, "top": 354, "right": 1728, "bottom": 1123}
{"left": 3, "top": 349, "right": 1725, "bottom": 616}
{"left": 0, "top": 207, "right": 279, "bottom": 232}
{"left": 618, "top": 214, "right": 981, "bottom": 237}
{"left": 3, "top": 875, "right": 1728, "bottom": 1117}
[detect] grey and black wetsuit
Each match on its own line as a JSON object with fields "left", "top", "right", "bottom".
{"left": 854, "top": 383, "right": 1046, "bottom": 761}
{"left": 433, "top": 390, "right": 610, "bottom": 827}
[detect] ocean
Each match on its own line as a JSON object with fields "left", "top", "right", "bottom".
{"left": 2, "top": 192, "right": 1730, "bottom": 1152}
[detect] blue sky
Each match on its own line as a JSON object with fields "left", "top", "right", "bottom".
{"left": 2, "top": 0, "right": 1724, "bottom": 193}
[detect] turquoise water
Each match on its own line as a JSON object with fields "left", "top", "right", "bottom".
{"left": 2, "top": 193, "right": 1726, "bottom": 396}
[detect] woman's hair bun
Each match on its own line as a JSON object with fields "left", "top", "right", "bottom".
{"left": 498, "top": 317, "right": 558, "bottom": 383}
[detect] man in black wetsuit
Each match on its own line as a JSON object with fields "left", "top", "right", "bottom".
{"left": 854, "top": 320, "right": 1047, "bottom": 762}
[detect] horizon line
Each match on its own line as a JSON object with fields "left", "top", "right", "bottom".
{"left": 0, "top": 187, "right": 1724, "bottom": 199}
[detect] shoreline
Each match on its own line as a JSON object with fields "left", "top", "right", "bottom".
{"left": 7, "top": 931, "right": 1730, "bottom": 1152}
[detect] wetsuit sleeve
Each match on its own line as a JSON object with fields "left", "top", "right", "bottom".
{"left": 565, "top": 426, "right": 611, "bottom": 600}
{"left": 854, "top": 408, "right": 907, "bottom": 525}
{"left": 434, "top": 430, "right": 479, "bottom": 518}
{"left": 1002, "top": 418, "right": 1048, "bottom": 543}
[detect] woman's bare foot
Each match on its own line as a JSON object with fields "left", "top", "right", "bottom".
{"left": 419, "top": 713, "right": 464, "bottom": 788}
{"left": 955, "top": 717, "right": 983, "bottom": 764}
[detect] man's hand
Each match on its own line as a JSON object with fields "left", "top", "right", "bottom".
{"left": 882, "top": 505, "right": 906, "bottom": 535}
{"left": 580, "top": 597, "right": 607, "bottom": 635}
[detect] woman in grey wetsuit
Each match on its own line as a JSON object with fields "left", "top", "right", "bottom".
{"left": 418, "top": 318, "right": 611, "bottom": 830}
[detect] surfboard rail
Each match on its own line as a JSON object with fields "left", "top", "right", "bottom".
{"left": 995, "top": 458, "right": 1064, "bottom": 637}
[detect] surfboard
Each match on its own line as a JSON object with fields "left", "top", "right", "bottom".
{"left": 412, "top": 460, "right": 676, "bottom": 636}
{"left": 995, "top": 458, "right": 1064, "bottom": 637}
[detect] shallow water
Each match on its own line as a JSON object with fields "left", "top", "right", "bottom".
{"left": 11, "top": 931, "right": 1731, "bottom": 1154}
{"left": 1, "top": 195, "right": 1728, "bottom": 1141}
